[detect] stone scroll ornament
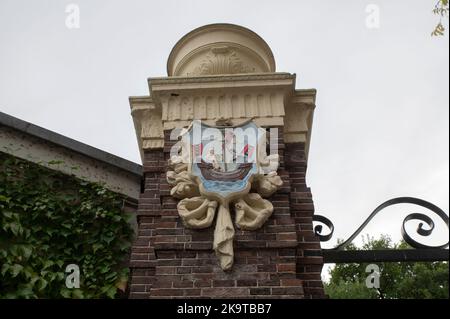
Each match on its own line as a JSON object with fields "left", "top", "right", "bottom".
{"left": 166, "top": 120, "right": 282, "bottom": 270}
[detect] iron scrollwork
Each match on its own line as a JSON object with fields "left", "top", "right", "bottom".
{"left": 313, "top": 197, "right": 449, "bottom": 251}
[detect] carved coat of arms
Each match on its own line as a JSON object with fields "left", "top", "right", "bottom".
{"left": 166, "top": 120, "right": 282, "bottom": 270}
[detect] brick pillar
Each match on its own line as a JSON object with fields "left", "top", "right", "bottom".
{"left": 129, "top": 130, "right": 326, "bottom": 298}
{"left": 128, "top": 150, "right": 164, "bottom": 298}
{"left": 285, "top": 142, "right": 326, "bottom": 298}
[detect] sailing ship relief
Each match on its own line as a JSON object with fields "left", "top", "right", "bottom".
{"left": 191, "top": 121, "right": 258, "bottom": 201}
{"left": 166, "top": 120, "right": 283, "bottom": 270}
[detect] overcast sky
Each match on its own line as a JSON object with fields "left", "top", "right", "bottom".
{"left": 1, "top": 0, "right": 448, "bottom": 276}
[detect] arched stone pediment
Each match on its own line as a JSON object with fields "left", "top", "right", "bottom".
{"left": 167, "top": 24, "right": 276, "bottom": 77}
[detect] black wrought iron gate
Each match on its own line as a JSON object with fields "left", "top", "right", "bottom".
{"left": 312, "top": 197, "right": 449, "bottom": 264}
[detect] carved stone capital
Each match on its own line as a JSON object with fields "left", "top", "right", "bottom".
{"left": 284, "top": 89, "right": 317, "bottom": 160}
{"left": 130, "top": 96, "right": 164, "bottom": 159}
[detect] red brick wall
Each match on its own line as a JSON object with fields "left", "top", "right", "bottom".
{"left": 285, "top": 142, "right": 326, "bottom": 298}
{"left": 129, "top": 129, "right": 325, "bottom": 299}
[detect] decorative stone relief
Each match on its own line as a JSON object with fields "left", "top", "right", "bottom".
{"left": 167, "top": 24, "right": 276, "bottom": 76}
{"left": 130, "top": 97, "right": 164, "bottom": 150}
{"left": 166, "top": 120, "right": 283, "bottom": 270}
{"left": 188, "top": 46, "right": 256, "bottom": 76}
{"left": 160, "top": 91, "right": 285, "bottom": 124}
{"left": 141, "top": 107, "right": 164, "bottom": 150}
{"left": 283, "top": 90, "right": 316, "bottom": 145}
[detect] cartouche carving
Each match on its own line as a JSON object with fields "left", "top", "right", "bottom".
{"left": 166, "top": 121, "right": 283, "bottom": 270}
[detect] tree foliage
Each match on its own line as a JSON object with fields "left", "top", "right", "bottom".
{"left": 432, "top": 0, "right": 449, "bottom": 36}
{"left": 325, "top": 235, "right": 449, "bottom": 299}
{"left": 0, "top": 152, "right": 134, "bottom": 298}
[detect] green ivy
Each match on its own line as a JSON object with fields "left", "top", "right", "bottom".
{"left": 0, "top": 152, "right": 134, "bottom": 298}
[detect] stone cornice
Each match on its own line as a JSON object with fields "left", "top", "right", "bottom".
{"left": 130, "top": 75, "right": 317, "bottom": 163}
{"left": 292, "top": 88, "right": 317, "bottom": 104}
{"left": 148, "top": 73, "right": 295, "bottom": 95}
{"left": 149, "top": 72, "right": 294, "bottom": 84}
